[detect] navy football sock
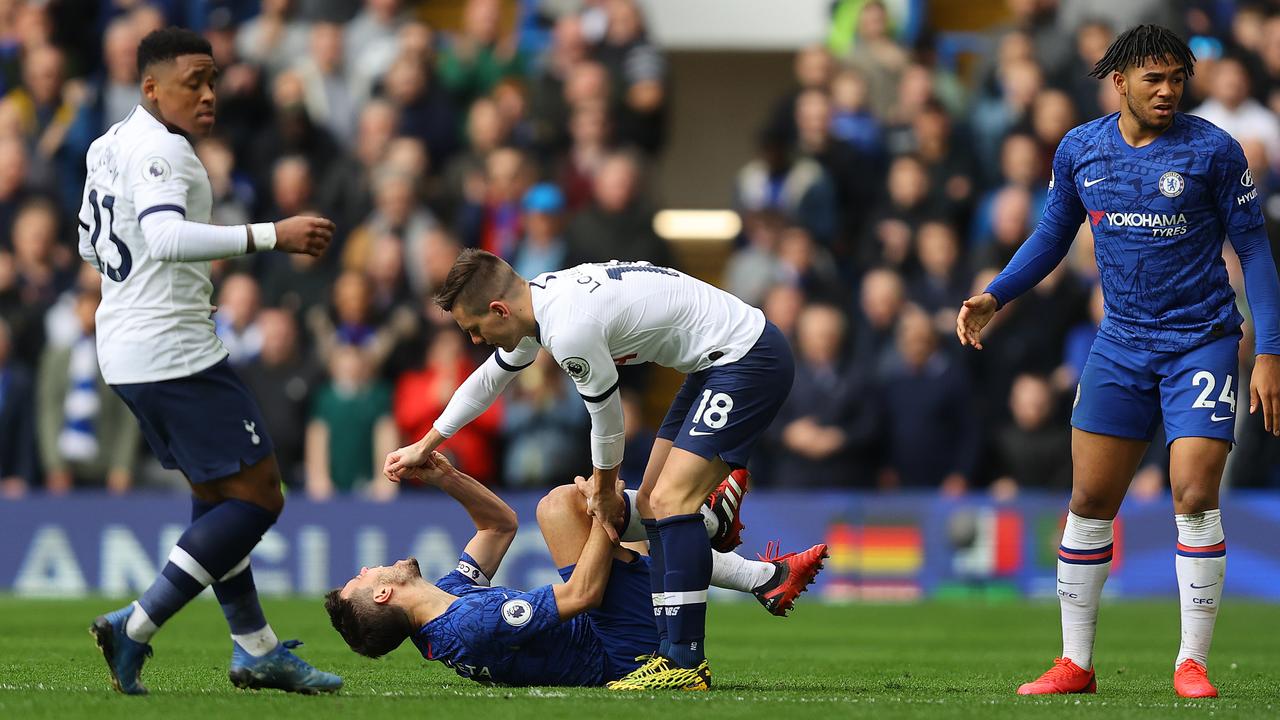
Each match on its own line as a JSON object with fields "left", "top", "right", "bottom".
{"left": 642, "top": 518, "right": 670, "bottom": 657}
{"left": 192, "top": 498, "right": 269, "bottom": 636}
{"left": 129, "top": 499, "right": 277, "bottom": 642}
{"left": 658, "top": 513, "right": 711, "bottom": 668}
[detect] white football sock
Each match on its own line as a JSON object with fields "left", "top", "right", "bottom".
{"left": 233, "top": 624, "right": 281, "bottom": 657}
{"left": 125, "top": 601, "right": 158, "bottom": 643}
{"left": 1057, "top": 511, "right": 1114, "bottom": 670}
{"left": 1175, "top": 510, "right": 1225, "bottom": 669}
{"left": 620, "top": 489, "right": 719, "bottom": 543}
{"left": 710, "top": 550, "right": 776, "bottom": 593}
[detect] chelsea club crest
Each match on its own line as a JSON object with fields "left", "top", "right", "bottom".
{"left": 1159, "top": 171, "right": 1185, "bottom": 198}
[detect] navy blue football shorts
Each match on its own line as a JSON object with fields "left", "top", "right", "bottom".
{"left": 657, "top": 321, "right": 795, "bottom": 469}
{"left": 111, "top": 358, "right": 275, "bottom": 483}
{"left": 558, "top": 552, "right": 658, "bottom": 681}
{"left": 1071, "top": 331, "right": 1241, "bottom": 445}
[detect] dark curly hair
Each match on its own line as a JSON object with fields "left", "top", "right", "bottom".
{"left": 136, "top": 27, "right": 213, "bottom": 77}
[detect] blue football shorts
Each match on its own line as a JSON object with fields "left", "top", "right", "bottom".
{"left": 1071, "top": 331, "right": 1241, "bottom": 445}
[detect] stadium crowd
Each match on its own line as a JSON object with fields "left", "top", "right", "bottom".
{"left": 2, "top": 0, "right": 1280, "bottom": 500}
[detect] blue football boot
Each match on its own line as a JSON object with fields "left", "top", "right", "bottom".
{"left": 228, "top": 639, "right": 343, "bottom": 694}
{"left": 89, "top": 604, "right": 154, "bottom": 695}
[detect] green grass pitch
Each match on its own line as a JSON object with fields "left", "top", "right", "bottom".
{"left": 1, "top": 597, "right": 1276, "bottom": 719}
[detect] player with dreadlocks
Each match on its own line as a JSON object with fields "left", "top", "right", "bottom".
{"left": 957, "top": 24, "right": 1280, "bottom": 698}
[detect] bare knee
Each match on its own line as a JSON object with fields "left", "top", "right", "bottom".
{"left": 1171, "top": 482, "right": 1219, "bottom": 514}
{"left": 1068, "top": 487, "right": 1120, "bottom": 521}
{"left": 537, "top": 484, "right": 585, "bottom": 527}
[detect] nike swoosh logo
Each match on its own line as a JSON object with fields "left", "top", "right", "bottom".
{"left": 1057, "top": 579, "right": 1086, "bottom": 585}
{"left": 1083, "top": 177, "right": 1106, "bottom": 187}
{"left": 689, "top": 428, "right": 715, "bottom": 437}
{"left": 1210, "top": 414, "right": 1232, "bottom": 422}
{"left": 1190, "top": 582, "right": 1218, "bottom": 589}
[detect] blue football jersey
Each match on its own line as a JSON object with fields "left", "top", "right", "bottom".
{"left": 1040, "top": 112, "right": 1264, "bottom": 352}
{"left": 409, "top": 554, "right": 606, "bottom": 686}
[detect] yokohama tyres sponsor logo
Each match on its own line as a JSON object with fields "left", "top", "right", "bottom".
{"left": 1088, "top": 210, "right": 1189, "bottom": 237}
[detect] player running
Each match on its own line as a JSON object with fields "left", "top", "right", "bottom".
{"left": 81, "top": 28, "right": 340, "bottom": 695}
{"left": 956, "top": 25, "right": 1280, "bottom": 699}
{"left": 326, "top": 452, "right": 827, "bottom": 687}
{"left": 383, "top": 250, "right": 796, "bottom": 689}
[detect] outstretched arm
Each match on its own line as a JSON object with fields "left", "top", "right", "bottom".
{"left": 413, "top": 452, "right": 518, "bottom": 580}
{"left": 1230, "top": 223, "right": 1280, "bottom": 434}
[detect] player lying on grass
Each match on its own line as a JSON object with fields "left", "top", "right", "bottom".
{"left": 324, "top": 452, "right": 826, "bottom": 688}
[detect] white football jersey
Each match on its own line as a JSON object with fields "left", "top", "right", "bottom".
{"left": 500, "top": 262, "right": 766, "bottom": 400}
{"left": 77, "top": 106, "right": 226, "bottom": 384}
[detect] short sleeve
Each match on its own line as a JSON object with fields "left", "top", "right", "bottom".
{"left": 467, "top": 586, "right": 562, "bottom": 646}
{"left": 1042, "top": 133, "right": 1086, "bottom": 229}
{"left": 435, "top": 552, "right": 492, "bottom": 594}
{"left": 548, "top": 319, "right": 620, "bottom": 403}
{"left": 128, "top": 134, "right": 193, "bottom": 222}
{"left": 1215, "top": 137, "right": 1265, "bottom": 237}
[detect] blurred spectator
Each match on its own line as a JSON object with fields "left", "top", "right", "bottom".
{"left": 528, "top": 15, "right": 590, "bottom": 157}
{"left": 236, "top": 0, "right": 310, "bottom": 79}
{"left": 829, "top": 67, "right": 882, "bottom": 158}
{"left": 992, "top": 373, "right": 1071, "bottom": 495}
{"left": 267, "top": 154, "right": 313, "bottom": 220}
{"left": 1054, "top": 282, "right": 1104, "bottom": 393}
{"left": 593, "top": 0, "right": 667, "bottom": 154}
{"left": 769, "top": 304, "right": 878, "bottom": 488}
{"left": 74, "top": 18, "right": 140, "bottom": 137}
{"left": 315, "top": 100, "right": 395, "bottom": 236}
{"left": 909, "top": 220, "right": 969, "bottom": 333}
{"left": 3, "top": 43, "right": 86, "bottom": 211}
{"left": 195, "top": 137, "right": 253, "bottom": 227}
{"left": 775, "top": 225, "right": 845, "bottom": 303}
{"left": 306, "top": 344, "right": 397, "bottom": 500}
{"left": 1055, "top": 0, "right": 1179, "bottom": 38}
{"left": 214, "top": 274, "right": 264, "bottom": 366}
{"left": 557, "top": 100, "right": 611, "bottom": 212}
{"left": 247, "top": 72, "right": 342, "bottom": 201}
{"left": 973, "top": 185, "right": 1032, "bottom": 265}
{"left": 345, "top": 0, "right": 407, "bottom": 102}
{"left": 841, "top": 0, "right": 910, "bottom": 120}
{"left": 309, "top": 270, "right": 412, "bottom": 372}
{"left": 1192, "top": 55, "right": 1280, "bottom": 166}
{"left": 1030, "top": 88, "right": 1076, "bottom": 155}
{"left": 455, "top": 146, "right": 532, "bottom": 259}
{"left": 3, "top": 199, "right": 67, "bottom": 367}
{"left": 343, "top": 169, "right": 437, "bottom": 272}
{"left": 0, "top": 316, "right": 36, "bottom": 495}
{"left": 36, "top": 287, "right": 137, "bottom": 495}
{"left": 735, "top": 128, "right": 837, "bottom": 247}
{"left": 501, "top": 350, "right": 588, "bottom": 487}
{"left": 726, "top": 211, "right": 786, "bottom": 307}
{"left": 1055, "top": 19, "right": 1112, "bottom": 121}
{"left": 764, "top": 44, "right": 834, "bottom": 148}
{"left": 295, "top": 21, "right": 357, "bottom": 145}
{"left": 762, "top": 283, "right": 805, "bottom": 340}
{"left": 879, "top": 309, "right": 977, "bottom": 493}
{"left": 437, "top": 0, "right": 526, "bottom": 109}
{"left": 382, "top": 50, "right": 460, "bottom": 170}
{"left": 566, "top": 150, "right": 672, "bottom": 267}
{"left": 852, "top": 267, "right": 906, "bottom": 376}
{"left": 441, "top": 97, "right": 510, "bottom": 215}
{"left": 394, "top": 330, "right": 503, "bottom": 486}
{"left": 970, "top": 132, "right": 1046, "bottom": 243}
{"left": 971, "top": 58, "right": 1043, "bottom": 180}
{"left": 910, "top": 98, "right": 975, "bottom": 222}
{"left": 239, "top": 309, "right": 320, "bottom": 490}
{"left": 0, "top": 137, "right": 31, "bottom": 246}
{"left": 512, "top": 183, "right": 568, "bottom": 279}
{"left": 794, "top": 89, "right": 880, "bottom": 263}
{"left": 863, "top": 154, "right": 934, "bottom": 271}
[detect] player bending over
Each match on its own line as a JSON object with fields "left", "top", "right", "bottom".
{"left": 957, "top": 25, "right": 1280, "bottom": 699}
{"left": 81, "top": 28, "right": 340, "bottom": 695}
{"left": 326, "top": 452, "right": 826, "bottom": 687}
{"left": 383, "top": 251, "right": 796, "bottom": 689}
